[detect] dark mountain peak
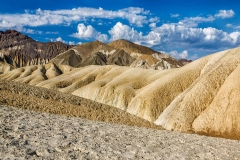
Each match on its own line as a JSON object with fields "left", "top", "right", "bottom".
{"left": 0, "top": 30, "right": 73, "bottom": 67}
{"left": 1, "top": 29, "right": 31, "bottom": 40}
{"left": 0, "top": 29, "right": 33, "bottom": 47}
{"left": 4, "top": 29, "right": 19, "bottom": 34}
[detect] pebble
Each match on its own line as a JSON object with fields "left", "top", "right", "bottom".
{"left": 36, "top": 149, "right": 49, "bottom": 157}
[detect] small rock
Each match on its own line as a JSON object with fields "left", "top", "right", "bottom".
{"left": 26, "top": 149, "right": 36, "bottom": 155}
{"left": 55, "top": 147, "right": 62, "bottom": 152}
{"left": 36, "top": 149, "right": 49, "bottom": 157}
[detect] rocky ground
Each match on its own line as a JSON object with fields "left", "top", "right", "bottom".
{"left": 1, "top": 105, "right": 240, "bottom": 160}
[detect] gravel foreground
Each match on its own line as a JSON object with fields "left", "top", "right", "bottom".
{"left": 1, "top": 105, "right": 240, "bottom": 160}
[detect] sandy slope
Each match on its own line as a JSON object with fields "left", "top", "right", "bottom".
{"left": 1, "top": 47, "right": 240, "bottom": 139}
{"left": 1, "top": 105, "right": 240, "bottom": 159}
{"left": 0, "top": 80, "right": 161, "bottom": 130}
{"left": 0, "top": 61, "right": 14, "bottom": 74}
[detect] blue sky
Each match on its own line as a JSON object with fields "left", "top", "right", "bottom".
{"left": 0, "top": 0, "right": 240, "bottom": 60}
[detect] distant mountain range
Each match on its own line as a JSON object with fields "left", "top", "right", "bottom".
{"left": 50, "top": 39, "right": 190, "bottom": 69}
{"left": 0, "top": 30, "right": 191, "bottom": 74}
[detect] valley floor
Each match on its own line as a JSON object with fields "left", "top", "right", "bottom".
{"left": 1, "top": 105, "right": 240, "bottom": 160}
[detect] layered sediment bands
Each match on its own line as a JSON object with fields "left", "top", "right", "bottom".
{"left": 127, "top": 57, "right": 208, "bottom": 122}
{"left": 77, "top": 50, "right": 135, "bottom": 67}
{"left": 0, "top": 61, "right": 205, "bottom": 123}
{"left": 106, "top": 49, "right": 135, "bottom": 66}
{"left": 109, "top": 39, "right": 184, "bottom": 69}
{"left": 50, "top": 49, "right": 82, "bottom": 67}
{"left": 0, "top": 30, "right": 73, "bottom": 67}
{"left": 80, "top": 52, "right": 107, "bottom": 67}
{"left": 1, "top": 47, "right": 240, "bottom": 139}
{"left": 50, "top": 40, "right": 115, "bottom": 67}
{"left": 50, "top": 39, "right": 187, "bottom": 69}
{"left": 7, "top": 41, "right": 72, "bottom": 67}
{"left": 192, "top": 63, "right": 240, "bottom": 140}
{"left": 154, "top": 48, "right": 240, "bottom": 138}
{"left": 0, "top": 63, "right": 73, "bottom": 85}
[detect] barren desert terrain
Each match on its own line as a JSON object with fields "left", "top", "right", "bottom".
{"left": 1, "top": 31, "right": 240, "bottom": 159}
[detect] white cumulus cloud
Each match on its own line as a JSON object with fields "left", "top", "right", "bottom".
{"left": 214, "top": 10, "right": 235, "bottom": 19}
{"left": 108, "top": 22, "right": 143, "bottom": 42}
{"left": 149, "top": 17, "right": 160, "bottom": 23}
{"left": 149, "top": 23, "right": 156, "bottom": 28}
{"left": 153, "top": 24, "right": 240, "bottom": 48}
{"left": 71, "top": 23, "right": 108, "bottom": 42}
{"left": 56, "top": 37, "right": 63, "bottom": 42}
{"left": 179, "top": 15, "right": 215, "bottom": 27}
{"left": 108, "top": 22, "right": 160, "bottom": 46}
{"left": 0, "top": 7, "right": 150, "bottom": 30}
